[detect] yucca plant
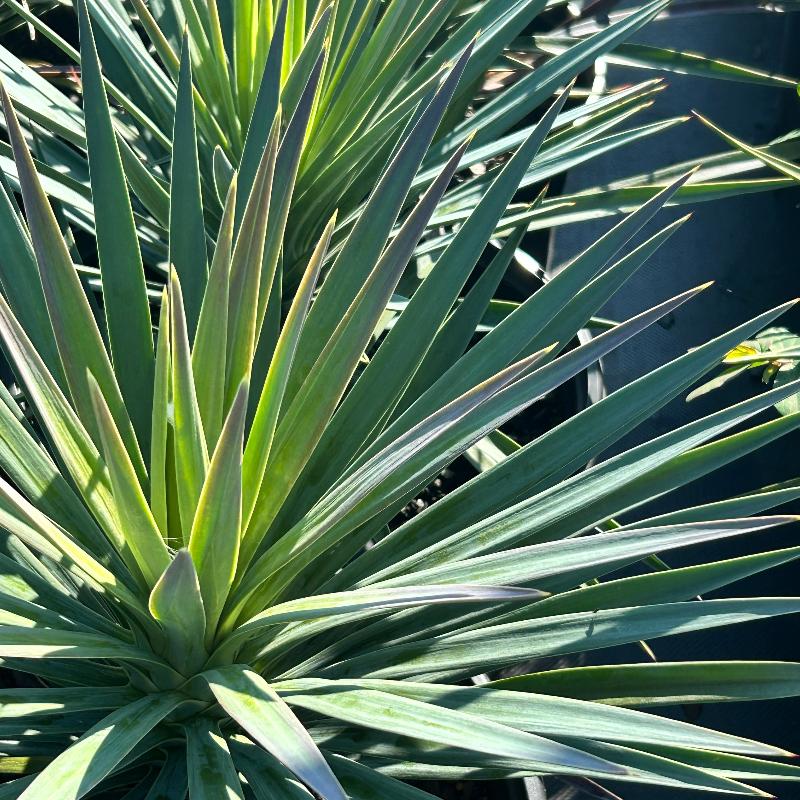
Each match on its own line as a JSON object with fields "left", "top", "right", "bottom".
{"left": 1, "top": 2, "right": 800, "bottom": 800}
{"left": 0, "top": 0, "right": 798, "bottom": 303}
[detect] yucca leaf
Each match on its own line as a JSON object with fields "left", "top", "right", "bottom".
{"left": 457, "top": 118, "right": 689, "bottom": 217}
{"left": 237, "top": 0, "right": 287, "bottom": 218}
{"left": 220, "top": 584, "right": 546, "bottom": 663}
{"left": 636, "top": 746, "right": 800, "bottom": 783}
{"left": 0, "top": 0, "right": 796, "bottom": 793}
{"left": 127, "top": 0, "right": 229, "bottom": 152}
{"left": 278, "top": 684, "right": 627, "bottom": 779}
{"left": 309, "top": 0, "right": 459, "bottom": 167}
{"left": 225, "top": 111, "right": 280, "bottom": 408}
{"left": 229, "top": 735, "right": 316, "bottom": 799}
{"left": 88, "top": 374, "right": 170, "bottom": 588}
{"left": 0, "top": 543, "right": 127, "bottom": 639}
{"left": 626, "top": 480, "right": 800, "bottom": 529}
{"left": 2, "top": 0, "right": 172, "bottom": 150}
{"left": 317, "top": 0, "right": 380, "bottom": 117}
{"left": 538, "top": 36, "right": 800, "bottom": 88}
{"left": 0, "top": 41, "right": 85, "bottom": 145}
{"left": 143, "top": 757, "right": 188, "bottom": 800}
{"left": 77, "top": 0, "right": 154, "bottom": 450}
{"left": 170, "top": 38, "right": 208, "bottom": 339}
{"left": 256, "top": 48, "right": 325, "bottom": 335}
{"left": 233, "top": 0, "right": 259, "bottom": 115}
{"left": 448, "top": 0, "right": 551, "bottom": 95}
{"left": 371, "top": 395, "right": 800, "bottom": 588}
{"left": 185, "top": 717, "right": 245, "bottom": 800}
{"left": 193, "top": 176, "right": 236, "bottom": 447}
{"left": 279, "top": 677, "right": 788, "bottom": 757}
{"left": 0, "top": 686, "right": 138, "bottom": 720}
{"left": 242, "top": 212, "right": 335, "bottom": 526}
{"left": 0, "top": 82, "right": 147, "bottom": 485}
{"left": 696, "top": 111, "right": 800, "bottom": 182}
{"left": 212, "top": 145, "right": 235, "bottom": 204}
{"left": 149, "top": 550, "right": 207, "bottom": 675}
{"left": 397, "top": 221, "right": 529, "bottom": 410}
{"left": 412, "top": 79, "right": 665, "bottom": 192}
{"left": 0, "top": 293, "right": 133, "bottom": 564}
{"left": 127, "top": 0, "right": 180, "bottom": 80}
{"left": 0, "top": 462, "right": 134, "bottom": 612}
{"left": 84, "top": 0, "right": 175, "bottom": 130}
{"left": 233, "top": 740, "right": 441, "bottom": 800}
{"left": 232, "top": 347, "right": 554, "bottom": 621}
{"left": 404, "top": 0, "right": 546, "bottom": 98}
{"left": 498, "top": 660, "right": 800, "bottom": 707}
{"left": 204, "top": 666, "right": 348, "bottom": 800}
{"left": 515, "top": 177, "right": 793, "bottom": 232}
{"left": 0, "top": 167, "right": 62, "bottom": 386}
{"left": 242, "top": 286, "right": 709, "bottom": 619}
{"left": 542, "top": 739, "right": 764, "bottom": 795}
{"left": 280, "top": 6, "right": 331, "bottom": 125}
{"left": 526, "top": 213, "right": 690, "bottom": 361}
{"left": 189, "top": 380, "right": 247, "bottom": 640}
{"left": 150, "top": 288, "right": 171, "bottom": 537}
{"left": 322, "top": 598, "right": 800, "bottom": 685}
{"left": 116, "top": 135, "right": 171, "bottom": 229}
{"left": 275, "top": 531, "right": 800, "bottom": 677}
{"left": 0, "top": 378, "right": 116, "bottom": 563}
{"left": 17, "top": 693, "right": 183, "bottom": 800}
{"left": 518, "top": 544, "right": 800, "bottom": 618}
{"left": 294, "top": 286, "right": 707, "bottom": 591}
{"left": 372, "top": 517, "right": 793, "bottom": 590}
{"left": 404, "top": 546, "right": 800, "bottom": 659}
{"left": 169, "top": 270, "right": 209, "bottom": 537}
{"left": 293, "top": 61, "right": 442, "bottom": 220}
{"left": 325, "top": 752, "right": 444, "bottom": 800}
{"left": 343, "top": 304, "right": 799, "bottom": 587}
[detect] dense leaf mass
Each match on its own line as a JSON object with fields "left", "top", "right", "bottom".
{"left": 0, "top": 1, "right": 797, "bottom": 799}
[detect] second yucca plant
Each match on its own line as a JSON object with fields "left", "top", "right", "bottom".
{"left": 0, "top": 1, "right": 800, "bottom": 799}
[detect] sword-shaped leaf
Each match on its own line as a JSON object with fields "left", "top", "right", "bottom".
{"left": 150, "top": 288, "right": 171, "bottom": 538}
{"left": 169, "top": 270, "right": 209, "bottom": 536}
{"left": 696, "top": 111, "right": 800, "bottom": 182}
{"left": 204, "top": 666, "right": 348, "bottom": 800}
{"left": 170, "top": 38, "right": 208, "bottom": 339}
{"left": 149, "top": 550, "right": 207, "bottom": 674}
{"left": 193, "top": 177, "right": 237, "bottom": 448}
{"left": 77, "top": 0, "right": 154, "bottom": 449}
{"left": 371, "top": 517, "right": 794, "bottom": 590}
{"left": 321, "top": 599, "right": 800, "bottom": 684}
{"left": 185, "top": 717, "right": 245, "bottom": 800}
{"left": 0, "top": 82, "right": 146, "bottom": 486}
{"left": 277, "top": 682, "right": 627, "bottom": 779}
{"left": 225, "top": 111, "right": 280, "bottom": 408}
{"left": 17, "top": 693, "right": 183, "bottom": 800}
{"left": 242, "top": 212, "right": 335, "bottom": 525}
{"left": 495, "top": 660, "right": 800, "bottom": 707}
{"left": 189, "top": 380, "right": 247, "bottom": 640}
{"left": 89, "top": 375, "right": 170, "bottom": 588}
{"left": 276, "top": 677, "right": 789, "bottom": 757}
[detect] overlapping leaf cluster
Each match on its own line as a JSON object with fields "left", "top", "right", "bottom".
{"left": 0, "top": 1, "right": 798, "bottom": 799}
